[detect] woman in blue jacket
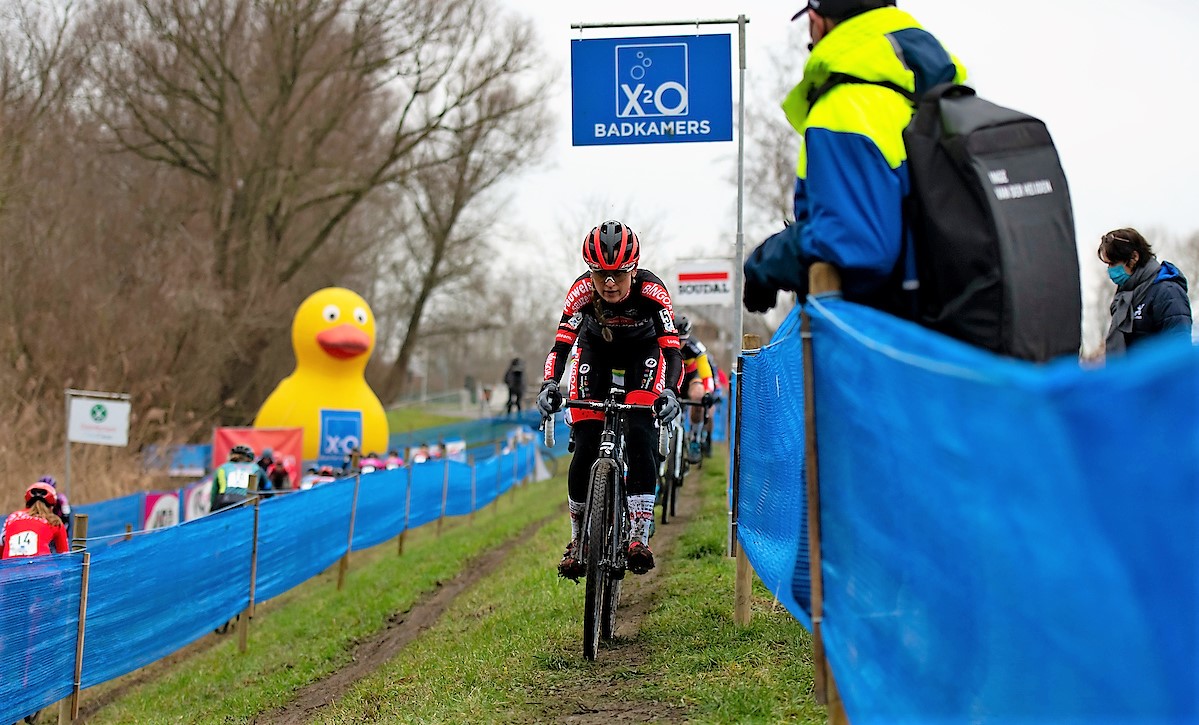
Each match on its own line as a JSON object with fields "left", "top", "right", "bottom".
{"left": 1099, "top": 228, "right": 1193, "bottom": 354}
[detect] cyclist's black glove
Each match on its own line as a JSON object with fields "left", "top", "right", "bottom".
{"left": 701, "top": 392, "right": 713, "bottom": 407}
{"left": 536, "top": 381, "right": 562, "bottom": 416}
{"left": 655, "top": 389, "right": 680, "bottom": 425}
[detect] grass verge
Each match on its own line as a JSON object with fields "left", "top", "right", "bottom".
{"left": 385, "top": 407, "right": 466, "bottom": 434}
{"left": 320, "top": 451, "right": 825, "bottom": 724}
{"left": 83, "top": 477, "right": 560, "bottom": 724}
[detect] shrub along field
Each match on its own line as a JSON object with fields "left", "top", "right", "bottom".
{"left": 83, "top": 451, "right": 824, "bottom": 724}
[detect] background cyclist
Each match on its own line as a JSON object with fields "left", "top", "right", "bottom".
{"left": 676, "top": 315, "right": 716, "bottom": 460}
{"left": 34, "top": 475, "right": 72, "bottom": 539}
{"left": 537, "top": 220, "right": 682, "bottom": 580}
{"left": 2, "top": 481, "right": 69, "bottom": 558}
{"left": 211, "top": 444, "right": 259, "bottom": 512}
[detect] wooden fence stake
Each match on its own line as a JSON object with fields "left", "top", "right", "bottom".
{"left": 239, "top": 495, "right": 261, "bottom": 653}
{"left": 59, "top": 513, "right": 90, "bottom": 724}
{"left": 803, "top": 262, "right": 849, "bottom": 725}
{"left": 469, "top": 456, "right": 477, "bottom": 523}
{"left": 494, "top": 442, "right": 502, "bottom": 513}
{"left": 337, "top": 474, "right": 361, "bottom": 590}
{"left": 399, "top": 465, "right": 412, "bottom": 556}
{"left": 437, "top": 460, "right": 450, "bottom": 536}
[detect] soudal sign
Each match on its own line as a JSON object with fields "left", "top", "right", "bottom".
{"left": 675, "top": 262, "right": 734, "bottom": 307}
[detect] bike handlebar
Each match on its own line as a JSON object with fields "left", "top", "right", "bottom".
{"left": 563, "top": 399, "right": 657, "bottom": 413}
{"left": 541, "top": 416, "right": 555, "bottom": 448}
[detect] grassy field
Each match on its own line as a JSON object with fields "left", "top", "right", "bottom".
{"left": 87, "top": 452, "right": 824, "bottom": 724}
{"left": 385, "top": 407, "right": 467, "bottom": 434}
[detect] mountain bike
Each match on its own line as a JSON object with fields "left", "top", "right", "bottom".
{"left": 543, "top": 394, "right": 667, "bottom": 660}
{"left": 659, "top": 398, "right": 708, "bottom": 524}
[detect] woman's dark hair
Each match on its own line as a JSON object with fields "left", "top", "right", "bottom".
{"left": 1098, "top": 228, "right": 1153, "bottom": 269}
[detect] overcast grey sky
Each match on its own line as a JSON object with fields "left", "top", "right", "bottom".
{"left": 504, "top": 0, "right": 1199, "bottom": 343}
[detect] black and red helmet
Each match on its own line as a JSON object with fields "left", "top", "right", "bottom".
{"left": 582, "top": 220, "right": 640, "bottom": 272}
{"left": 25, "top": 482, "right": 57, "bottom": 508}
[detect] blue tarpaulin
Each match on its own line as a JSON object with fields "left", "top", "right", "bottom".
{"left": 736, "top": 296, "right": 1198, "bottom": 723}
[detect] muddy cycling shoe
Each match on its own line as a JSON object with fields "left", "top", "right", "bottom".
{"left": 558, "top": 540, "right": 585, "bottom": 582}
{"left": 627, "top": 541, "right": 655, "bottom": 574}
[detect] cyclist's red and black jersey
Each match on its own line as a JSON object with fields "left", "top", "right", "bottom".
{"left": 542, "top": 269, "right": 683, "bottom": 394}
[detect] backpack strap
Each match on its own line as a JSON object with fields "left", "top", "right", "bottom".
{"left": 806, "top": 72, "right": 916, "bottom": 108}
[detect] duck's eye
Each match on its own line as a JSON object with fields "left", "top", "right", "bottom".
{"left": 322, "top": 304, "right": 340, "bottom": 323}
{"left": 353, "top": 307, "right": 368, "bottom": 325}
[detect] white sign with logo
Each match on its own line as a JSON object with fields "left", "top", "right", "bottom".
{"left": 67, "top": 396, "right": 131, "bottom": 446}
{"left": 674, "top": 260, "right": 735, "bottom": 307}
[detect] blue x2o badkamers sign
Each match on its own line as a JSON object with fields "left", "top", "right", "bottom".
{"left": 571, "top": 34, "right": 732, "bottom": 147}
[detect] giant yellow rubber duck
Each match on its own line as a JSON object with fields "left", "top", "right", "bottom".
{"left": 254, "top": 288, "right": 389, "bottom": 463}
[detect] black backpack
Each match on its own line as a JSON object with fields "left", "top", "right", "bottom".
{"left": 811, "top": 77, "right": 1082, "bottom": 362}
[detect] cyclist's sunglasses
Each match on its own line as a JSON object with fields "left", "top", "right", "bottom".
{"left": 589, "top": 268, "right": 633, "bottom": 283}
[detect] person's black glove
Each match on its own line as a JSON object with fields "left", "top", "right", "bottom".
{"left": 743, "top": 278, "right": 779, "bottom": 313}
{"left": 536, "top": 381, "right": 562, "bottom": 416}
{"left": 654, "top": 389, "right": 680, "bottom": 425}
{"left": 701, "top": 392, "right": 713, "bottom": 407}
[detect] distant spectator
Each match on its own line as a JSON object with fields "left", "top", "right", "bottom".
{"left": 1099, "top": 228, "right": 1193, "bottom": 356}
{"left": 385, "top": 450, "right": 405, "bottom": 469}
{"left": 429, "top": 441, "right": 445, "bottom": 460}
{"left": 2, "top": 482, "right": 69, "bottom": 559}
{"left": 411, "top": 443, "right": 430, "bottom": 464}
{"left": 256, "top": 448, "right": 278, "bottom": 497}
{"left": 211, "top": 444, "right": 259, "bottom": 512}
{"left": 35, "top": 475, "right": 71, "bottom": 539}
{"left": 299, "top": 465, "right": 341, "bottom": 490}
{"left": 360, "top": 451, "right": 385, "bottom": 473}
{"left": 503, "top": 358, "right": 525, "bottom": 416}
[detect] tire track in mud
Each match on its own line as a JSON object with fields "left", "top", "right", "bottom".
{"left": 541, "top": 471, "right": 704, "bottom": 724}
{"left": 254, "top": 510, "right": 560, "bottom": 724}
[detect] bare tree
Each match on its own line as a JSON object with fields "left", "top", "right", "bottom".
{"left": 742, "top": 49, "right": 805, "bottom": 233}
{"left": 79, "top": 0, "right": 547, "bottom": 418}
{"left": 372, "top": 7, "right": 554, "bottom": 402}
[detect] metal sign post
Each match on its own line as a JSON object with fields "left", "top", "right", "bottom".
{"left": 570, "top": 15, "right": 748, "bottom": 377}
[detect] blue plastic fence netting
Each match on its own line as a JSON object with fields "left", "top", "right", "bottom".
{"left": 735, "top": 309, "right": 810, "bottom": 626}
{"left": 75, "top": 493, "right": 143, "bottom": 540}
{"left": 0, "top": 440, "right": 538, "bottom": 723}
{"left": 81, "top": 505, "right": 255, "bottom": 688}
{"left": 255, "top": 480, "right": 352, "bottom": 602}
{"left": 0, "top": 555, "right": 82, "bottom": 723}
{"left": 738, "top": 296, "right": 1199, "bottom": 724}
{"left": 350, "top": 468, "right": 408, "bottom": 552}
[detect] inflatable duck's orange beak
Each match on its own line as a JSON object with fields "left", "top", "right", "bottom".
{"left": 316, "top": 324, "right": 370, "bottom": 360}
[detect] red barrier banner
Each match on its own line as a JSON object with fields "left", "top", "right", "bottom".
{"left": 212, "top": 427, "right": 303, "bottom": 487}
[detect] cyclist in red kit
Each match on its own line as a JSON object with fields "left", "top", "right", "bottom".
{"left": 2, "top": 482, "right": 70, "bottom": 558}
{"left": 537, "top": 220, "right": 683, "bottom": 579}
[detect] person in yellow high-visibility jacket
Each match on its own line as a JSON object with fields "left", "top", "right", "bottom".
{"left": 744, "top": 0, "right": 966, "bottom": 314}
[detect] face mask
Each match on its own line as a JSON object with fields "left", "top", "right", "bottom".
{"left": 1108, "top": 265, "right": 1131, "bottom": 285}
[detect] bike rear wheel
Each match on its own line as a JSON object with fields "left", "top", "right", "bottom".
{"left": 662, "top": 428, "right": 683, "bottom": 524}
{"left": 583, "top": 459, "right": 614, "bottom": 660}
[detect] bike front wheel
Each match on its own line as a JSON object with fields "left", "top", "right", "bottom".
{"left": 583, "top": 459, "right": 615, "bottom": 660}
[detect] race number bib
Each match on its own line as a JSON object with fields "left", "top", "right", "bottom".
{"left": 226, "top": 468, "right": 252, "bottom": 492}
{"left": 8, "top": 530, "right": 38, "bottom": 556}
